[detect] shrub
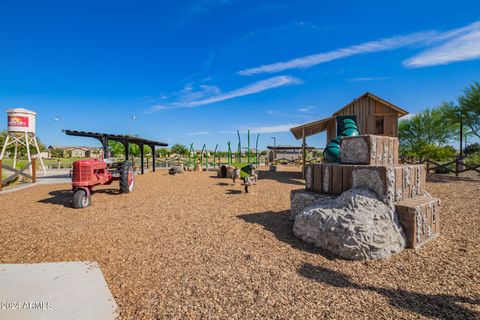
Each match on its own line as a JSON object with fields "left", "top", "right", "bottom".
{"left": 465, "top": 152, "right": 480, "bottom": 165}
{"left": 464, "top": 143, "right": 480, "bottom": 155}
{"left": 416, "top": 144, "right": 456, "bottom": 162}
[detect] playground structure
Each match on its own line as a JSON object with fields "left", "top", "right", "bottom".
{"left": 65, "top": 130, "right": 168, "bottom": 208}
{"left": 186, "top": 130, "right": 262, "bottom": 171}
{"left": 291, "top": 92, "right": 408, "bottom": 175}
{"left": 290, "top": 94, "right": 440, "bottom": 259}
{"left": 322, "top": 118, "right": 360, "bottom": 163}
{"left": 179, "top": 130, "right": 262, "bottom": 193}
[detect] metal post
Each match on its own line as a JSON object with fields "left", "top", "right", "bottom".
{"left": 201, "top": 144, "right": 206, "bottom": 168}
{"left": 247, "top": 130, "right": 251, "bottom": 163}
{"left": 152, "top": 145, "right": 156, "bottom": 172}
{"left": 459, "top": 117, "right": 464, "bottom": 159}
{"left": 213, "top": 144, "right": 218, "bottom": 168}
{"left": 140, "top": 144, "right": 144, "bottom": 174}
{"left": 124, "top": 142, "right": 130, "bottom": 161}
{"left": 100, "top": 137, "right": 109, "bottom": 159}
{"left": 255, "top": 134, "right": 259, "bottom": 166}
{"left": 227, "top": 142, "right": 232, "bottom": 165}
{"left": 237, "top": 130, "right": 241, "bottom": 164}
{"left": 302, "top": 128, "right": 306, "bottom": 178}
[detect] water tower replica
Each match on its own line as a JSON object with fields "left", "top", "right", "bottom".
{"left": 0, "top": 108, "right": 46, "bottom": 175}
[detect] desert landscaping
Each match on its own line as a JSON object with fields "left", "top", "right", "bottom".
{"left": 0, "top": 167, "right": 478, "bottom": 319}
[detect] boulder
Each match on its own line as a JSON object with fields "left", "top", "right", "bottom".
{"left": 168, "top": 165, "right": 184, "bottom": 175}
{"left": 293, "top": 188, "right": 405, "bottom": 260}
{"left": 290, "top": 189, "right": 334, "bottom": 221}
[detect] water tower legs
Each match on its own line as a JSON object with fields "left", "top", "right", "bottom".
{"left": 13, "top": 140, "right": 18, "bottom": 168}
{"left": 0, "top": 135, "right": 9, "bottom": 159}
{"left": 25, "top": 133, "right": 32, "bottom": 174}
{"left": 32, "top": 135, "right": 47, "bottom": 175}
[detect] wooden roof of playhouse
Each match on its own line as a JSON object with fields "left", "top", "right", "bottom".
{"left": 290, "top": 92, "right": 408, "bottom": 140}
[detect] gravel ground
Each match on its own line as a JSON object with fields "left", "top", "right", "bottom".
{"left": 0, "top": 167, "right": 479, "bottom": 319}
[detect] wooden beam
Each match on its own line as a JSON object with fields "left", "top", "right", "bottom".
{"left": 0, "top": 159, "right": 2, "bottom": 192}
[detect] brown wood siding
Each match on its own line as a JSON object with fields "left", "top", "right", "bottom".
{"left": 331, "top": 95, "right": 400, "bottom": 140}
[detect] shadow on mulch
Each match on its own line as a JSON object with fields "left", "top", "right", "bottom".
{"left": 225, "top": 189, "right": 242, "bottom": 195}
{"left": 218, "top": 182, "right": 230, "bottom": 186}
{"left": 427, "top": 174, "right": 480, "bottom": 184}
{"left": 298, "top": 263, "right": 480, "bottom": 319}
{"left": 38, "top": 189, "right": 121, "bottom": 207}
{"left": 237, "top": 210, "right": 337, "bottom": 259}
{"left": 257, "top": 170, "right": 305, "bottom": 186}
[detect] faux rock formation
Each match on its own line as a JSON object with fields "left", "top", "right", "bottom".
{"left": 293, "top": 188, "right": 406, "bottom": 260}
{"left": 290, "top": 189, "right": 334, "bottom": 221}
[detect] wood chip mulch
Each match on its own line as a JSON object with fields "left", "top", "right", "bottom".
{"left": 0, "top": 167, "right": 479, "bottom": 319}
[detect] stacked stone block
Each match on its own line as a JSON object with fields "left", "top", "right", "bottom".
{"left": 340, "top": 135, "right": 399, "bottom": 165}
{"left": 396, "top": 196, "right": 440, "bottom": 248}
{"left": 299, "top": 134, "right": 440, "bottom": 249}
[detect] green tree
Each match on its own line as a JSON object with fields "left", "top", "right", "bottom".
{"left": 108, "top": 141, "right": 125, "bottom": 157}
{"left": 0, "top": 131, "right": 46, "bottom": 158}
{"left": 107, "top": 141, "right": 151, "bottom": 158}
{"left": 50, "top": 148, "right": 65, "bottom": 158}
{"left": 459, "top": 82, "right": 480, "bottom": 139}
{"left": 157, "top": 148, "right": 170, "bottom": 157}
{"left": 465, "top": 142, "right": 480, "bottom": 155}
{"left": 171, "top": 144, "right": 188, "bottom": 155}
{"left": 398, "top": 105, "right": 458, "bottom": 156}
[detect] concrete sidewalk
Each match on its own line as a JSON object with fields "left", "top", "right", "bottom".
{"left": 0, "top": 170, "right": 71, "bottom": 195}
{"left": 0, "top": 261, "right": 118, "bottom": 320}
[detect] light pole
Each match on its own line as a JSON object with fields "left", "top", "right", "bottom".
{"left": 54, "top": 115, "right": 64, "bottom": 131}
{"left": 270, "top": 136, "right": 276, "bottom": 147}
{"left": 129, "top": 116, "right": 137, "bottom": 136}
{"left": 270, "top": 137, "right": 277, "bottom": 165}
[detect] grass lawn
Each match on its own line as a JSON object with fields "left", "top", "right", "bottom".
{"left": 1, "top": 158, "right": 86, "bottom": 170}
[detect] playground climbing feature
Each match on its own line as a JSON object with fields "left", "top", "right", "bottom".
{"left": 323, "top": 118, "right": 360, "bottom": 163}
{"left": 292, "top": 133, "right": 440, "bottom": 260}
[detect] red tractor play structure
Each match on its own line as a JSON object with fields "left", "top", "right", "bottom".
{"left": 65, "top": 130, "right": 168, "bottom": 208}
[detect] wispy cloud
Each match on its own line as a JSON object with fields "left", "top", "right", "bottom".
{"left": 183, "top": 76, "right": 301, "bottom": 107}
{"left": 403, "top": 22, "right": 480, "bottom": 67}
{"left": 238, "top": 21, "right": 480, "bottom": 75}
{"left": 266, "top": 109, "right": 279, "bottom": 115}
{"left": 186, "top": 131, "right": 210, "bottom": 136}
{"left": 144, "top": 75, "right": 301, "bottom": 113}
{"left": 248, "top": 123, "right": 299, "bottom": 134}
{"left": 179, "top": 0, "right": 234, "bottom": 25}
{"left": 298, "top": 106, "right": 316, "bottom": 112}
{"left": 238, "top": 31, "right": 435, "bottom": 75}
{"left": 348, "top": 76, "right": 389, "bottom": 82}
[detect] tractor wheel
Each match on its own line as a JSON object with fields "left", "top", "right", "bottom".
{"left": 119, "top": 161, "right": 135, "bottom": 193}
{"left": 72, "top": 189, "right": 91, "bottom": 208}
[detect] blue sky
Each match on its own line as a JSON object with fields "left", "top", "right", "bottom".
{"left": 1, "top": 0, "right": 480, "bottom": 150}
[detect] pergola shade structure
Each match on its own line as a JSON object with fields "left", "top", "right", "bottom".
{"left": 64, "top": 130, "right": 168, "bottom": 174}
